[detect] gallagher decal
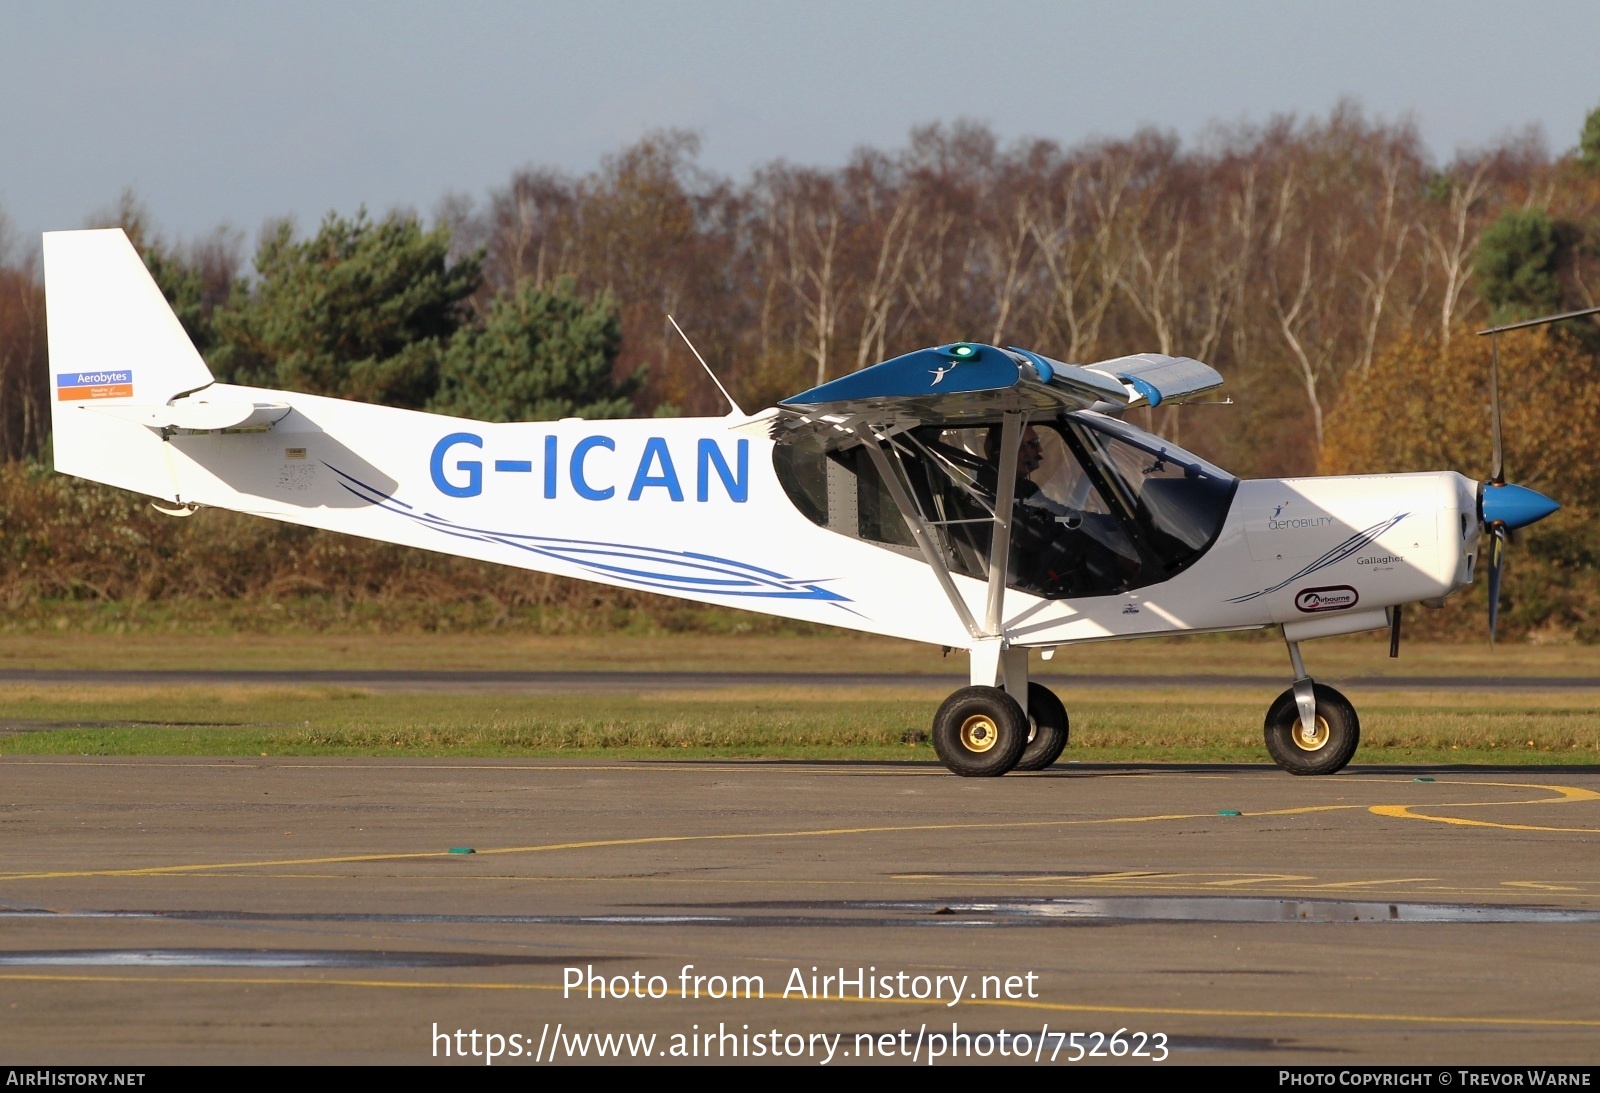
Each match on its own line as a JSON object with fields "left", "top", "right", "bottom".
{"left": 1228, "top": 513, "right": 1407, "bottom": 603}
{"left": 1294, "top": 586, "right": 1360, "bottom": 613}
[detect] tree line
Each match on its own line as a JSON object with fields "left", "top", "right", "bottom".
{"left": 4, "top": 102, "right": 1598, "bottom": 476}
{"left": 3, "top": 102, "right": 1600, "bottom": 638}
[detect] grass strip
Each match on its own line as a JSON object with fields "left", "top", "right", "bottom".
{"left": 0, "top": 684, "right": 1596, "bottom": 765}
{"left": 2, "top": 630, "right": 1599, "bottom": 676}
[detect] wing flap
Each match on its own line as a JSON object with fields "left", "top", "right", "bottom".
{"left": 1083, "top": 353, "right": 1223, "bottom": 408}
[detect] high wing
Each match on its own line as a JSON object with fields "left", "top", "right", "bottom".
{"left": 768, "top": 341, "right": 1222, "bottom": 438}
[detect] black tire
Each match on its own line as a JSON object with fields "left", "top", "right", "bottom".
{"left": 932, "top": 686, "right": 1029, "bottom": 777}
{"left": 1263, "top": 683, "right": 1360, "bottom": 775}
{"left": 1014, "top": 682, "right": 1069, "bottom": 771}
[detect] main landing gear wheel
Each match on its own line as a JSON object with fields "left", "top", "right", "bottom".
{"left": 1013, "top": 682, "right": 1069, "bottom": 771}
{"left": 932, "top": 686, "right": 1029, "bottom": 777}
{"left": 1263, "top": 683, "right": 1360, "bottom": 776}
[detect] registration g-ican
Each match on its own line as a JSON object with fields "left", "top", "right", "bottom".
{"left": 42, "top": 229, "right": 1563, "bottom": 777}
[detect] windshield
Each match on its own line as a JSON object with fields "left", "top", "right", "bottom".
{"left": 1066, "top": 413, "right": 1236, "bottom": 572}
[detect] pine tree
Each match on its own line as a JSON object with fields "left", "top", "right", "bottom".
{"left": 430, "top": 278, "right": 639, "bottom": 421}
{"left": 212, "top": 209, "right": 480, "bottom": 408}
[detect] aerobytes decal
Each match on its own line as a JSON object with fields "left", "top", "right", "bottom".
{"left": 56, "top": 370, "right": 133, "bottom": 401}
{"left": 1228, "top": 513, "right": 1407, "bottom": 604}
{"left": 1294, "top": 585, "right": 1359, "bottom": 613}
{"left": 326, "top": 463, "right": 855, "bottom": 609}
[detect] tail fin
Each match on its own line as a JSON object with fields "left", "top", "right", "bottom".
{"left": 44, "top": 229, "right": 215, "bottom": 405}
{"left": 43, "top": 229, "right": 216, "bottom": 496}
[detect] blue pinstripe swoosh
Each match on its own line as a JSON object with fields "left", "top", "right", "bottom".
{"left": 1228, "top": 513, "right": 1409, "bottom": 603}
{"left": 325, "top": 463, "right": 856, "bottom": 608}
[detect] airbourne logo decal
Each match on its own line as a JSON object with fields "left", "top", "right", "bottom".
{"left": 327, "top": 464, "right": 856, "bottom": 608}
{"left": 1228, "top": 513, "right": 1408, "bottom": 603}
{"left": 1295, "top": 586, "right": 1359, "bottom": 613}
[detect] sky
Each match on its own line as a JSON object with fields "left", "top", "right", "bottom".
{"left": 3, "top": 0, "right": 1598, "bottom": 256}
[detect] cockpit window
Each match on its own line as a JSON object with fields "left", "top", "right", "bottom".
{"left": 1067, "top": 413, "right": 1235, "bottom": 572}
{"left": 1001, "top": 424, "right": 1143, "bottom": 597}
{"left": 772, "top": 412, "right": 1236, "bottom": 600}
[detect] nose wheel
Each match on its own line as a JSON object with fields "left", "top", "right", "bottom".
{"left": 1263, "top": 682, "right": 1360, "bottom": 775}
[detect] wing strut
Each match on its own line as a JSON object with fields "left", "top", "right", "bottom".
{"left": 852, "top": 416, "right": 1024, "bottom": 644}
{"left": 983, "top": 412, "right": 1021, "bottom": 636}
{"left": 852, "top": 423, "right": 982, "bottom": 639}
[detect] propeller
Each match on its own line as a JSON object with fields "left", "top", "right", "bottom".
{"left": 1479, "top": 480, "right": 1559, "bottom": 641}
{"left": 1485, "top": 520, "right": 1505, "bottom": 640}
{"left": 1471, "top": 309, "right": 1598, "bottom": 640}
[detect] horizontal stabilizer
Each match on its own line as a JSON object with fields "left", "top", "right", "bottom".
{"left": 87, "top": 398, "right": 292, "bottom": 432}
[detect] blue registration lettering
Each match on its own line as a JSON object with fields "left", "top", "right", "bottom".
{"left": 570, "top": 436, "right": 615, "bottom": 500}
{"left": 431, "top": 433, "right": 483, "bottom": 497}
{"left": 697, "top": 439, "right": 748, "bottom": 502}
{"left": 543, "top": 436, "right": 558, "bottom": 498}
{"left": 628, "top": 437, "right": 684, "bottom": 501}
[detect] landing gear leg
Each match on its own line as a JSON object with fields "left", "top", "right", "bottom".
{"left": 930, "top": 639, "right": 1030, "bottom": 777}
{"left": 1265, "top": 635, "right": 1360, "bottom": 775}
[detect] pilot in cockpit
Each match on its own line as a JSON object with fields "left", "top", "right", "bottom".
{"left": 984, "top": 423, "right": 1132, "bottom": 596}
{"left": 985, "top": 425, "right": 1079, "bottom": 527}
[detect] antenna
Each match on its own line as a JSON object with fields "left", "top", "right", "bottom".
{"left": 668, "top": 314, "right": 743, "bottom": 416}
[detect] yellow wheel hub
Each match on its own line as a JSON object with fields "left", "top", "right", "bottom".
{"left": 1292, "top": 715, "right": 1331, "bottom": 752}
{"left": 960, "top": 713, "right": 1000, "bottom": 753}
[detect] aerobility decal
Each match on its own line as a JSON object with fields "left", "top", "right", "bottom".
{"left": 1228, "top": 513, "right": 1408, "bottom": 603}
{"left": 327, "top": 463, "right": 856, "bottom": 608}
{"left": 1265, "top": 500, "right": 1334, "bottom": 531}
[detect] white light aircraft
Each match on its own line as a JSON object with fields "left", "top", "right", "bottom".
{"left": 42, "top": 229, "right": 1567, "bottom": 777}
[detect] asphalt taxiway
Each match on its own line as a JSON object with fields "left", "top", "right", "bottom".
{"left": 2, "top": 757, "right": 1598, "bottom": 1065}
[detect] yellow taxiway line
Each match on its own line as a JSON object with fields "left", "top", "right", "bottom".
{"left": 1, "top": 780, "right": 1594, "bottom": 883}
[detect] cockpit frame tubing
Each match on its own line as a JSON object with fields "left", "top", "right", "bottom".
{"left": 983, "top": 412, "right": 1022, "bottom": 637}
{"left": 1057, "top": 415, "right": 1170, "bottom": 582}
{"left": 852, "top": 422, "right": 983, "bottom": 639}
